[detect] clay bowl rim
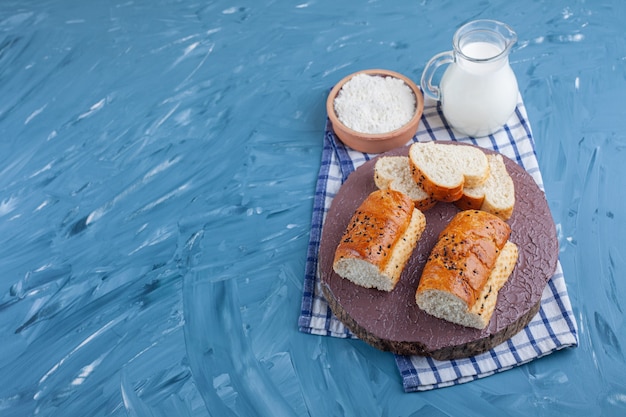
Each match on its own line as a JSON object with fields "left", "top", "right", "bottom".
{"left": 326, "top": 69, "right": 425, "bottom": 149}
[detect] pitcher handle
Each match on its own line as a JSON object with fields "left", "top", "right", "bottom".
{"left": 420, "top": 51, "right": 455, "bottom": 101}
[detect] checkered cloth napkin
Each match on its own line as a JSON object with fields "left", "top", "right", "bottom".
{"left": 298, "top": 94, "right": 579, "bottom": 392}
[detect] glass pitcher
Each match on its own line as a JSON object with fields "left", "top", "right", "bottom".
{"left": 421, "top": 20, "right": 519, "bottom": 137}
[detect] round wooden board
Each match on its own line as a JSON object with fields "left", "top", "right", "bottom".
{"left": 319, "top": 142, "right": 559, "bottom": 360}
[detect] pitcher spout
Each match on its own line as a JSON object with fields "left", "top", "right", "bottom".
{"left": 453, "top": 19, "right": 517, "bottom": 62}
{"left": 499, "top": 21, "right": 518, "bottom": 51}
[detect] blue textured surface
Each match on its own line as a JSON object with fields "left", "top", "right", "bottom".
{"left": 0, "top": 1, "right": 624, "bottom": 416}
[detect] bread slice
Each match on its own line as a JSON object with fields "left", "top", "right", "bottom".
{"left": 374, "top": 156, "right": 437, "bottom": 210}
{"left": 415, "top": 210, "right": 516, "bottom": 329}
{"left": 455, "top": 154, "right": 515, "bottom": 220}
{"left": 333, "top": 189, "right": 427, "bottom": 291}
{"left": 408, "top": 141, "right": 490, "bottom": 202}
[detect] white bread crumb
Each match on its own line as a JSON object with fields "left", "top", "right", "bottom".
{"left": 374, "top": 156, "right": 437, "bottom": 210}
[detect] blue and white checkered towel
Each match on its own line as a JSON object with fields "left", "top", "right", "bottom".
{"left": 298, "top": 94, "right": 579, "bottom": 392}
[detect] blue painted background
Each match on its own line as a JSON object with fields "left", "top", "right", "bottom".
{"left": 0, "top": 0, "right": 624, "bottom": 415}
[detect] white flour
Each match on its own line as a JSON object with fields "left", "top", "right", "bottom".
{"left": 334, "top": 73, "right": 416, "bottom": 134}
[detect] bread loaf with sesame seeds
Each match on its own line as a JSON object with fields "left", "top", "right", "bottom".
{"left": 333, "top": 189, "right": 426, "bottom": 292}
{"left": 415, "top": 210, "right": 518, "bottom": 329}
{"left": 408, "top": 141, "right": 490, "bottom": 202}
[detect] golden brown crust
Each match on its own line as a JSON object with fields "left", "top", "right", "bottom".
{"left": 410, "top": 163, "right": 465, "bottom": 202}
{"left": 415, "top": 197, "right": 438, "bottom": 211}
{"left": 453, "top": 193, "right": 484, "bottom": 211}
{"left": 333, "top": 189, "right": 415, "bottom": 271}
{"left": 417, "top": 210, "right": 511, "bottom": 309}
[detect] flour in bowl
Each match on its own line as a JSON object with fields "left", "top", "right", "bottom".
{"left": 333, "top": 73, "right": 416, "bottom": 134}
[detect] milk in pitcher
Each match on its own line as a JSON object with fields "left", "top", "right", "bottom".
{"left": 440, "top": 41, "right": 518, "bottom": 137}
{"left": 421, "top": 20, "right": 519, "bottom": 137}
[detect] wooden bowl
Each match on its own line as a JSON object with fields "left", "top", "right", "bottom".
{"left": 326, "top": 69, "right": 424, "bottom": 154}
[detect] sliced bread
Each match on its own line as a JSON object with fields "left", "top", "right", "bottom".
{"left": 416, "top": 240, "right": 518, "bottom": 329}
{"left": 333, "top": 189, "right": 427, "bottom": 292}
{"left": 415, "top": 210, "right": 516, "bottom": 329}
{"left": 374, "top": 156, "right": 437, "bottom": 210}
{"left": 408, "top": 141, "right": 490, "bottom": 202}
{"left": 455, "top": 154, "right": 515, "bottom": 220}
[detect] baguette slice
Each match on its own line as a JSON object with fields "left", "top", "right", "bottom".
{"left": 409, "top": 141, "right": 490, "bottom": 202}
{"left": 415, "top": 210, "right": 517, "bottom": 329}
{"left": 455, "top": 154, "right": 515, "bottom": 220}
{"left": 333, "top": 189, "right": 427, "bottom": 292}
{"left": 374, "top": 156, "right": 437, "bottom": 210}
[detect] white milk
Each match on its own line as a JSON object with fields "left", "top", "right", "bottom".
{"left": 440, "top": 41, "right": 518, "bottom": 137}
